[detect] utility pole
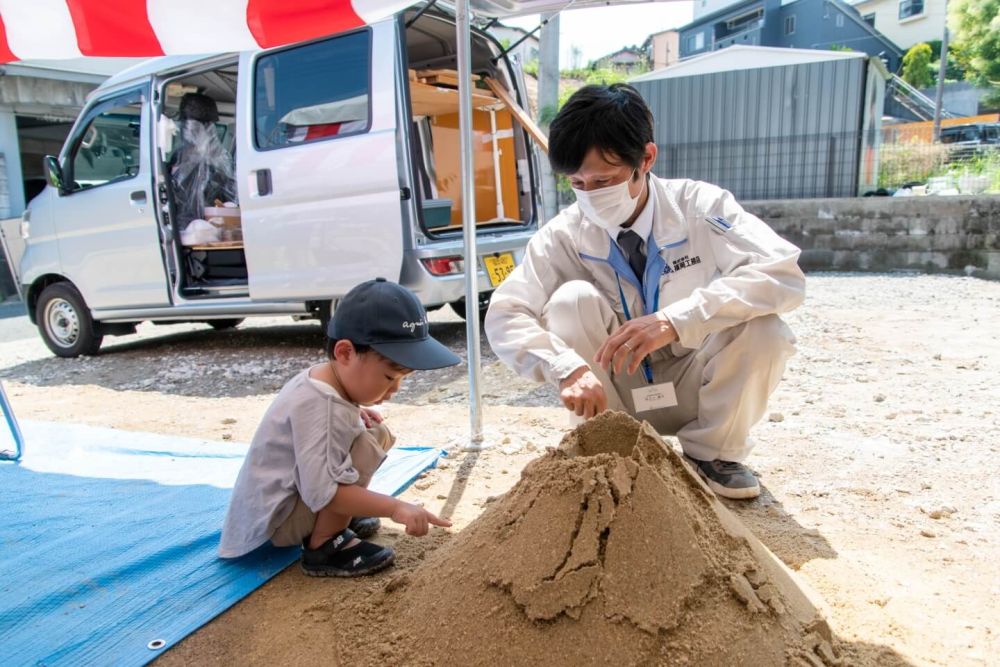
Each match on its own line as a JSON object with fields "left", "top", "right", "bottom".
{"left": 538, "top": 12, "right": 560, "bottom": 222}
{"left": 932, "top": 0, "right": 949, "bottom": 142}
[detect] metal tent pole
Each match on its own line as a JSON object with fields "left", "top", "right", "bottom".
{"left": 456, "top": 0, "right": 484, "bottom": 449}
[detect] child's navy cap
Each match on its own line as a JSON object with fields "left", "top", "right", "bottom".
{"left": 327, "top": 278, "right": 461, "bottom": 371}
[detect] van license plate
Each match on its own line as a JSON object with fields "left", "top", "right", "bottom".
{"left": 483, "top": 252, "right": 516, "bottom": 287}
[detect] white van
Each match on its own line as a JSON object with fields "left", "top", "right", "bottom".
{"left": 15, "top": 5, "right": 541, "bottom": 357}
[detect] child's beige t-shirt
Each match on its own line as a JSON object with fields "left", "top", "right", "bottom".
{"left": 219, "top": 366, "right": 364, "bottom": 558}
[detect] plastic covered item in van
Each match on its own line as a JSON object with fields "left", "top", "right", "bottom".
{"left": 180, "top": 219, "right": 221, "bottom": 246}
{"left": 170, "top": 96, "right": 237, "bottom": 230}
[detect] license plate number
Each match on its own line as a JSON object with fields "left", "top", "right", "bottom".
{"left": 483, "top": 252, "right": 516, "bottom": 287}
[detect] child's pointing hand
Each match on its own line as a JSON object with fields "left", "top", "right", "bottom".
{"left": 391, "top": 501, "right": 452, "bottom": 536}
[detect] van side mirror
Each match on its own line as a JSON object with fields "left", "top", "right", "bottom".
{"left": 43, "top": 156, "right": 68, "bottom": 195}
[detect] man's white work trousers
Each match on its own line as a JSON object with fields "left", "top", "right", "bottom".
{"left": 542, "top": 281, "right": 796, "bottom": 462}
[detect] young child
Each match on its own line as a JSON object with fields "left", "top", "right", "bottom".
{"left": 219, "top": 278, "right": 459, "bottom": 577}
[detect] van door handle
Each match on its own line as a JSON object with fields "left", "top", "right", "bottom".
{"left": 256, "top": 169, "right": 272, "bottom": 196}
{"left": 129, "top": 190, "right": 147, "bottom": 205}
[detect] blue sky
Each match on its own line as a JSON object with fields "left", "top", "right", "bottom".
{"left": 503, "top": 2, "right": 695, "bottom": 68}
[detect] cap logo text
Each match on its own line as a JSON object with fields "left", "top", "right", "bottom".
{"left": 402, "top": 319, "right": 427, "bottom": 334}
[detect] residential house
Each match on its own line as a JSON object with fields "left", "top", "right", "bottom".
{"left": 850, "top": 0, "right": 947, "bottom": 51}
{"left": 693, "top": 0, "right": 746, "bottom": 19}
{"left": 592, "top": 47, "right": 648, "bottom": 74}
{"left": 678, "top": 0, "right": 903, "bottom": 72}
{"left": 645, "top": 29, "right": 681, "bottom": 70}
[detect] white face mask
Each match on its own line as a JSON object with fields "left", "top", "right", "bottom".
{"left": 572, "top": 170, "right": 644, "bottom": 231}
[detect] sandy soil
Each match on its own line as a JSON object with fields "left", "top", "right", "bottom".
{"left": 1, "top": 273, "right": 997, "bottom": 666}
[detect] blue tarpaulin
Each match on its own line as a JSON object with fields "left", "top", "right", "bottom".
{"left": 0, "top": 420, "right": 443, "bottom": 666}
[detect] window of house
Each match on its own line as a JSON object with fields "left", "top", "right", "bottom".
{"left": 836, "top": 14, "right": 845, "bottom": 27}
{"left": 686, "top": 32, "right": 705, "bottom": 52}
{"left": 725, "top": 8, "right": 764, "bottom": 34}
{"left": 254, "top": 29, "right": 371, "bottom": 150}
{"left": 784, "top": 15, "right": 796, "bottom": 35}
{"left": 66, "top": 89, "right": 143, "bottom": 192}
{"left": 863, "top": 13, "right": 876, "bottom": 27}
{"left": 898, "top": 0, "right": 924, "bottom": 20}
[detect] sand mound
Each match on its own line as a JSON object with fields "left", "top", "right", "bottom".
{"left": 378, "top": 412, "right": 838, "bottom": 666}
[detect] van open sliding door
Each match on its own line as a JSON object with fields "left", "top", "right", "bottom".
{"left": 237, "top": 21, "right": 404, "bottom": 302}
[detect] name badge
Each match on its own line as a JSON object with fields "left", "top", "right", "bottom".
{"left": 631, "top": 382, "right": 678, "bottom": 412}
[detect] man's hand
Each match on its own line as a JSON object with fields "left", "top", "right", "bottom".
{"left": 595, "top": 312, "right": 678, "bottom": 375}
{"left": 559, "top": 366, "right": 608, "bottom": 419}
{"left": 390, "top": 501, "right": 452, "bottom": 536}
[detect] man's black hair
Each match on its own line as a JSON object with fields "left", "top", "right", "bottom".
{"left": 548, "top": 83, "right": 654, "bottom": 175}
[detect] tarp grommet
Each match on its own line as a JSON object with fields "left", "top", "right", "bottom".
{"left": 147, "top": 639, "right": 166, "bottom": 650}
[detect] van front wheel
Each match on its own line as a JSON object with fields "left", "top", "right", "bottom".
{"left": 36, "top": 283, "right": 103, "bottom": 357}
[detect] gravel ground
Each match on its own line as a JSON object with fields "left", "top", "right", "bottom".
{"left": 1, "top": 273, "right": 997, "bottom": 666}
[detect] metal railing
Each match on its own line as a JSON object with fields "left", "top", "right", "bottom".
{"left": 887, "top": 75, "right": 958, "bottom": 122}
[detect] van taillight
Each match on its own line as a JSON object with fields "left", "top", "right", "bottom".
{"left": 421, "top": 257, "right": 465, "bottom": 276}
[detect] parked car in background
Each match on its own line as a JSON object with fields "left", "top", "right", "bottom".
{"left": 940, "top": 123, "right": 1000, "bottom": 161}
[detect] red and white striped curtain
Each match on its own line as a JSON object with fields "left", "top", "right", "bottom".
{"left": 0, "top": 0, "right": 416, "bottom": 63}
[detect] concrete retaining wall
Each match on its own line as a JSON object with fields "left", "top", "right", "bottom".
{"left": 745, "top": 195, "right": 1000, "bottom": 279}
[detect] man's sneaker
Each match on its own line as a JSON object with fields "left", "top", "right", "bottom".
{"left": 685, "top": 457, "right": 761, "bottom": 500}
{"left": 348, "top": 516, "right": 381, "bottom": 539}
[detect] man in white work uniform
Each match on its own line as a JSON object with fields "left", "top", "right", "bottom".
{"left": 484, "top": 84, "right": 805, "bottom": 499}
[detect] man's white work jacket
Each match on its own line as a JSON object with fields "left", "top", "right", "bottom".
{"left": 484, "top": 177, "right": 806, "bottom": 386}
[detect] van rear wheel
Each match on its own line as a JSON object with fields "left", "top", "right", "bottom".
{"left": 36, "top": 283, "right": 103, "bottom": 357}
{"left": 449, "top": 291, "right": 493, "bottom": 321}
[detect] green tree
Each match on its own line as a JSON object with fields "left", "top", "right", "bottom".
{"left": 902, "top": 43, "right": 935, "bottom": 88}
{"left": 949, "top": 0, "right": 1000, "bottom": 105}
{"left": 926, "top": 39, "right": 966, "bottom": 81}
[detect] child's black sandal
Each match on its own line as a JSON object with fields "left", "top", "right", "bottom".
{"left": 300, "top": 528, "right": 395, "bottom": 578}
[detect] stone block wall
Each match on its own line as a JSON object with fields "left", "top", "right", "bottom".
{"left": 744, "top": 195, "right": 1000, "bottom": 279}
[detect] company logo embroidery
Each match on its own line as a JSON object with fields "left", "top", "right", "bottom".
{"left": 706, "top": 216, "right": 732, "bottom": 235}
{"left": 671, "top": 255, "right": 701, "bottom": 272}
{"left": 402, "top": 319, "right": 427, "bottom": 334}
